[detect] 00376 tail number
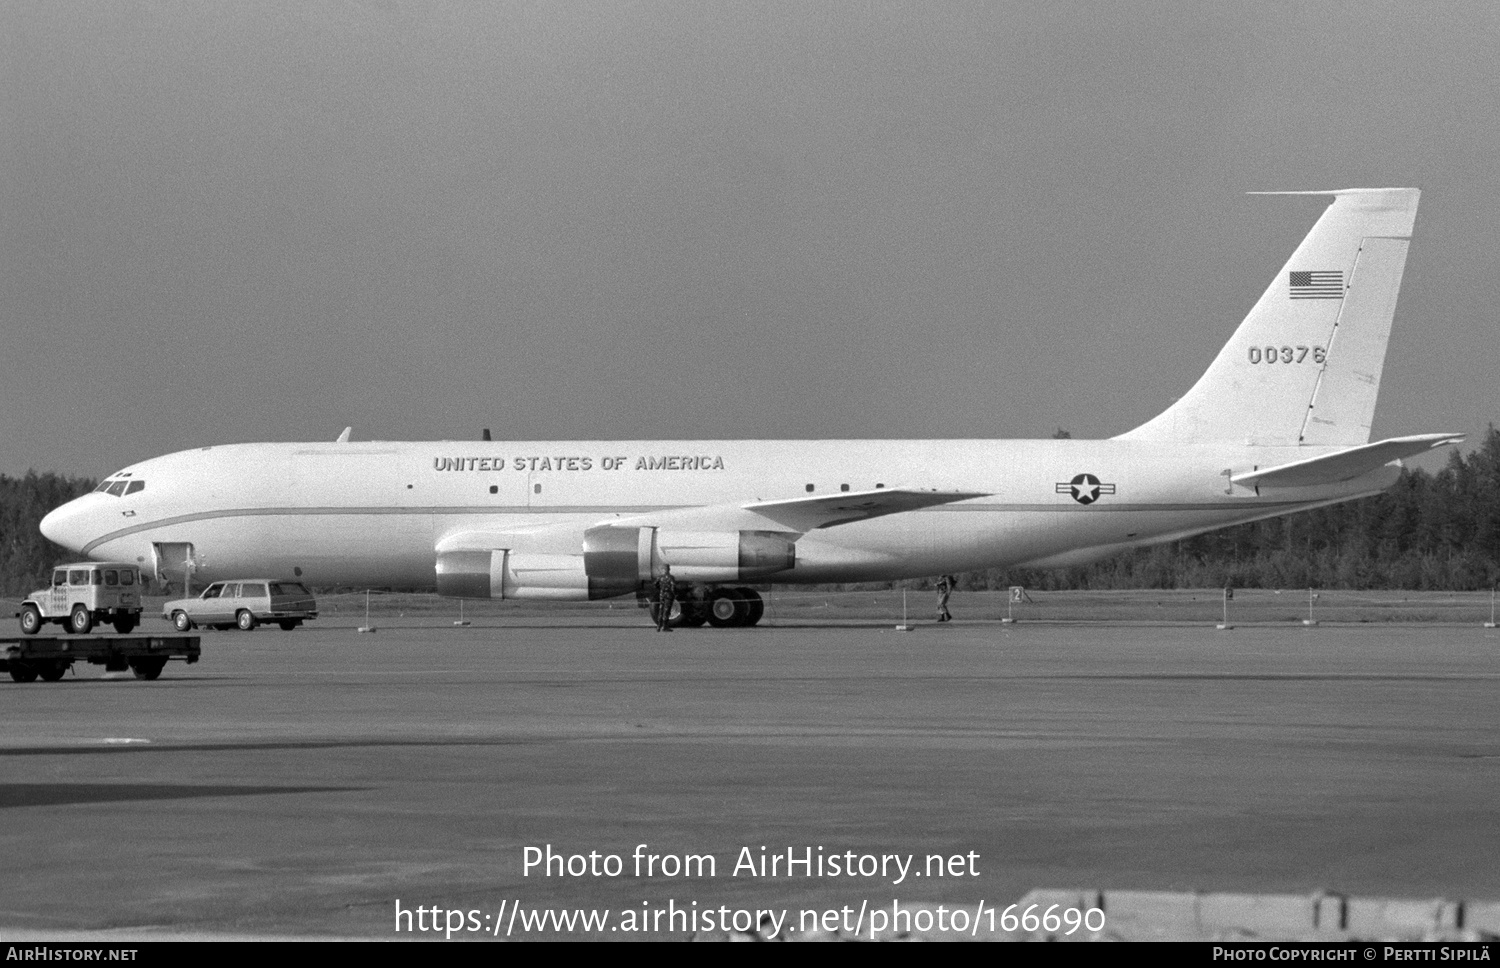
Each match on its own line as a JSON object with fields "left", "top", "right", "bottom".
{"left": 1248, "top": 345, "right": 1325, "bottom": 365}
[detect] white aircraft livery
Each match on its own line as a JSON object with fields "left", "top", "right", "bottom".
{"left": 42, "top": 188, "right": 1460, "bottom": 627}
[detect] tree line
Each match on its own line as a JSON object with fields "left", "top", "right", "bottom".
{"left": 0, "top": 472, "right": 95, "bottom": 597}
{"left": 3, "top": 429, "right": 1499, "bottom": 597}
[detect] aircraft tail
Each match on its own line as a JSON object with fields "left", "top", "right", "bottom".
{"left": 1119, "top": 188, "right": 1419, "bottom": 445}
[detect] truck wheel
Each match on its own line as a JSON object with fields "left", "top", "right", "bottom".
{"left": 38, "top": 661, "right": 68, "bottom": 682}
{"left": 172, "top": 611, "right": 193, "bottom": 632}
{"left": 68, "top": 605, "right": 93, "bottom": 635}
{"left": 19, "top": 606, "right": 42, "bottom": 635}
{"left": 130, "top": 657, "right": 167, "bottom": 681}
{"left": 277, "top": 620, "right": 298, "bottom": 631}
{"left": 236, "top": 610, "right": 257, "bottom": 631}
{"left": 113, "top": 615, "right": 138, "bottom": 634}
{"left": 8, "top": 662, "right": 38, "bottom": 683}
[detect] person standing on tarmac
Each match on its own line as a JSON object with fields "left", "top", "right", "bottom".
{"left": 935, "top": 575, "right": 954, "bottom": 623}
{"left": 654, "top": 565, "right": 677, "bottom": 631}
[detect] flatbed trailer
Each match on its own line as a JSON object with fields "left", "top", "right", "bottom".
{"left": 1, "top": 634, "right": 200, "bottom": 683}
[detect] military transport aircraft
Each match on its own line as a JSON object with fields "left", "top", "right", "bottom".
{"left": 41, "top": 188, "right": 1459, "bottom": 628}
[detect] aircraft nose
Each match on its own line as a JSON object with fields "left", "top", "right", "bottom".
{"left": 40, "top": 497, "right": 97, "bottom": 554}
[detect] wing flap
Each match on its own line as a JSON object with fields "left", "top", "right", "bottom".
{"left": 1230, "top": 433, "right": 1462, "bottom": 488}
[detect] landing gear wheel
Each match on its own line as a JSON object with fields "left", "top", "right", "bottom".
{"left": 8, "top": 661, "right": 38, "bottom": 683}
{"left": 130, "top": 657, "right": 167, "bottom": 681}
{"left": 68, "top": 605, "right": 93, "bottom": 635}
{"left": 236, "top": 610, "right": 257, "bottom": 631}
{"left": 736, "top": 588, "right": 765, "bottom": 626}
{"left": 172, "top": 611, "right": 192, "bottom": 632}
{"left": 706, "top": 588, "right": 747, "bottom": 628}
{"left": 19, "top": 606, "right": 42, "bottom": 636}
{"left": 678, "top": 602, "right": 709, "bottom": 627}
{"left": 38, "top": 661, "right": 68, "bottom": 682}
{"left": 113, "top": 615, "right": 138, "bottom": 634}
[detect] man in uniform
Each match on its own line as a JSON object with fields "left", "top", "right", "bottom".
{"left": 935, "top": 575, "right": 954, "bottom": 623}
{"left": 654, "top": 565, "right": 677, "bottom": 631}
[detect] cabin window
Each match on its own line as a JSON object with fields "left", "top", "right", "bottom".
{"left": 119, "top": 570, "right": 135, "bottom": 585}
{"left": 241, "top": 583, "right": 267, "bottom": 597}
{"left": 533, "top": 483, "right": 541, "bottom": 494}
{"left": 53, "top": 570, "right": 67, "bottom": 586}
{"left": 489, "top": 485, "right": 498, "bottom": 494}
{"left": 105, "top": 570, "right": 119, "bottom": 585}
{"left": 805, "top": 484, "right": 814, "bottom": 493}
{"left": 70, "top": 570, "right": 89, "bottom": 586}
{"left": 840, "top": 484, "right": 850, "bottom": 492}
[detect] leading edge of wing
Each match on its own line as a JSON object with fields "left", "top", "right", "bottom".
{"left": 1230, "top": 433, "right": 1463, "bottom": 489}
{"left": 741, "top": 487, "right": 990, "bottom": 532}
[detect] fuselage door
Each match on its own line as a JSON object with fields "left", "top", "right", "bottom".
{"left": 153, "top": 542, "right": 197, "bottom": 594}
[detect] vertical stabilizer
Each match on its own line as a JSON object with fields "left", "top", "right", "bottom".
{"left": 1118, "top": 189, "right": 1418, "bottom": 445}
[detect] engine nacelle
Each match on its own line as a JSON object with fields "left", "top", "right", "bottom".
{"left": 435, "top": 528, "right": 797, "bottom": 600}
{"left": 435, "top": 550, "right": 599, "bottom": 601}
{"left": 654, "top": 529, "right": 796, "bottom": 581}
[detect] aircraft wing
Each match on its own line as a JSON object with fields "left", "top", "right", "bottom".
{"left": 435, "top": 486, "right": 989, "bottom": 555}
{"left": 1230, "top": 433, "right": 1463, "bottom": 489}
{"left": 739, "top": 487, "right": 988, "bottom": 532}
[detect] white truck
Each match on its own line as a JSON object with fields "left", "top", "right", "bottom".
{"left": 17, "top": 562, "right": 145, "bottom": 635}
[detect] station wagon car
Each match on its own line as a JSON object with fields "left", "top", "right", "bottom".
{"left": 162, "top": 580, "right": 318, "bottom": 632}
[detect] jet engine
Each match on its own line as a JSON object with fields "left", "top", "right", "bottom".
{"left": 433, "top": 526, "right": 796, "bottom": 600}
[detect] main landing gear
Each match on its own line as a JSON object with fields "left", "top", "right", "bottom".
{"left": 651, "top": 586, "right": 765, "bottom": 629}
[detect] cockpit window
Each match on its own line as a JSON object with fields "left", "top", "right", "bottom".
{"left": 106, "top": 481, "right": 128, "bottom": 496}
{"left": 125, "top": 480, "right": 144, "bottom": 495}
{"left": 95, "top": 480, "right": 112, "bottom": 493}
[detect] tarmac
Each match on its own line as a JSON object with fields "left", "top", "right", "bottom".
{"left": 2, "top": 607, "right": 1497, "bottom": 940}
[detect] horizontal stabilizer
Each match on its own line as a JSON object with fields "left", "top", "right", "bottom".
{"left": 745, "top": 487, "right": 987, "bottom": 532}
{"left": 1230, "top": 433, "right": 1463, "bottom": 489}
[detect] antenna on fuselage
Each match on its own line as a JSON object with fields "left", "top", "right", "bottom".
{"left": 482, "top": 428, "right": 492, "bottom": 441}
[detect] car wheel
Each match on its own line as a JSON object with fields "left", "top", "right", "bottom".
{"left": 172, "top": 611, "right": 192, "bottom": 632}
{"left": 19, "top": 606, "right": 42, "bottom": 636}
{"left": 236, "top": 610, "right": 257, "bottom": 631}
{"left": 68, "top": 605, "right": 93, "bottom": 635}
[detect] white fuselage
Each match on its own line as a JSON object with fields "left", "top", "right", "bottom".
{"left": 43, "top": 438, "right": 1395, "bottom": 592}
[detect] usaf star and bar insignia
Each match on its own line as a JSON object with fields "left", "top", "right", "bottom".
{"left": 1056, "top": 473, "right": 1116, "bottom": 505}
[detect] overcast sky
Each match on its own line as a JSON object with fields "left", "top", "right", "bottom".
{"left": 4, "top": 0, "right": 1497, "bottom": 478}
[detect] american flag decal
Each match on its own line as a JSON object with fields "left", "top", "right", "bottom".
{"left": 1288, "top": 270, "right": 1344, "bottom": 299}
